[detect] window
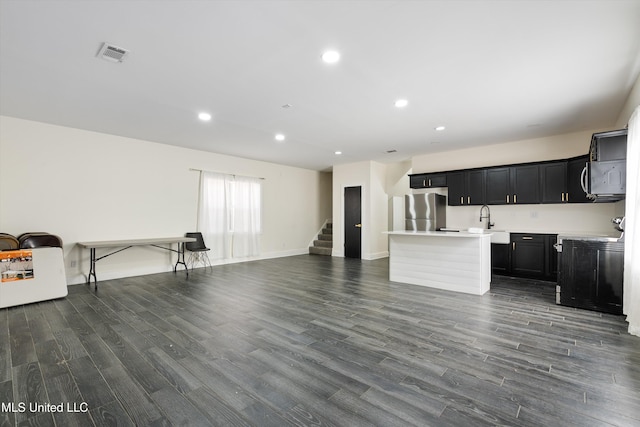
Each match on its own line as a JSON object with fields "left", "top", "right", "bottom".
{"left": 197, "top": 172, "right": 262, "bottom": 259}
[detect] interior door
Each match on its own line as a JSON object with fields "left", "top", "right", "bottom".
{"left": 344, "top": 186, "right": 362, "bottom": 258}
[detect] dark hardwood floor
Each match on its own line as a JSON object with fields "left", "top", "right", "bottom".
{"left": 1, "top": 255, "right": 639, "bottom": 426}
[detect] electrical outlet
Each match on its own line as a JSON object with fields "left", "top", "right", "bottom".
{"left": 70, "top": 260, "right": 77, "bottom": 268}
{"left": 530, "top": 211, "right": 538, "bottom": 218}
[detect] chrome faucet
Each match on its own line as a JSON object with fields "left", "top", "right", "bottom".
{"left": 479, "top": 204, "right": 494, "bottom": 229}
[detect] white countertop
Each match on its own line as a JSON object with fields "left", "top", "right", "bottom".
{"left": 385, "top": 230, "right": 491, "bottom": 238}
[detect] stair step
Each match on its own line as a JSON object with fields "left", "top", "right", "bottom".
{"left": 318, "top": 234, "right": 333, "bottom": 241}
{"left": 309, "top": 246, "right": 332, "bottom": 256}
{"left": 313, "top": 240, "right": 333, "bottom": 248}
{"left": 322, "top": 228, "right": 333, "bottom": 235}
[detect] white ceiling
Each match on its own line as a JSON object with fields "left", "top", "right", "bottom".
{"left": 1, "top": 0, "right": 639, "bottom": 171}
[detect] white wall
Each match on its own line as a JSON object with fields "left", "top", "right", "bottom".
{"left": 411, "top": 129, "right": 597, "bottom": 172}
{"left": 0, "top": 116, "right": 332, "bottom": 284}
{"left": 369, "top": 161, "right": 389, "bottom": 259}
{"left": 332, "top": 160, "right": 390, "bottom": 260}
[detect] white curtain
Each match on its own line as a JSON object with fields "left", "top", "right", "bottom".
{"left": 624, "top": 106, "right": 640, "bottom": 336}
{"left": 230, "top": 175, "right": 262, "bottom": 258}
{"left": 197, "top": 171, "right": 261, "bottom": 260}
{"left": 198, "top": 172, "right": 231, "bottom": 260}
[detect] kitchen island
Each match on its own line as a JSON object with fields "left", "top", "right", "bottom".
{"left": 386, "top": 230, "right": 492, "bottom": 295}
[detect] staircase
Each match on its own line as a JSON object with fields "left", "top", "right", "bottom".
{"left": 309, "top": 222, "right": 333, "bottom": 256}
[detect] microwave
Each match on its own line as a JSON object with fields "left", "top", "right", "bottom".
{"left": 581, "top": 159, "right": 626, "bottom": 202}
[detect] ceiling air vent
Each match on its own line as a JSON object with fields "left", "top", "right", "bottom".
{"left": 97, "top": 43, "right": 129, "bottom": 63}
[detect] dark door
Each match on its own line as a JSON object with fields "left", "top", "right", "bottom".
{"left": 344, "top": 186, "right": 362, "bottom": 258}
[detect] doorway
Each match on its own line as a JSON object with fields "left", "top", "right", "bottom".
{"left": 344, "top": 186, "right": 362, "bottom": 258}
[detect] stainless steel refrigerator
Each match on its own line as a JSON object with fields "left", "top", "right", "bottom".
{"left": 405, "top": 193, "right": 446, "bottom": 231}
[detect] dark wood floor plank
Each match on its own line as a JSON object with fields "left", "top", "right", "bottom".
{"left": 65, "top": 355, "right": 116, "bottom": 409}
{"left": 33, "top": 339, "right": 68, "bottom": 379}
{"left": 8, "top": 308, "right": 37, "bottom": 367}
{"left": 42, "top": 372, "right": 93, "bottom": 427}
{"left": 149, "top": 386, "right": 211, "bottom": 426}
{"left": 142, "top": 346, "right": 202, "bottom": 393}
{"left": 186, "top": 386, "right": 253, "bottom": 427}
{"left": 0, "top": 255, "right": 638, "bottom": 426}
{"left": 0, "top": 316, "right": 11, "bottom": 383}
{"left": 53, "top": 328, "right": 89, "bottom": 361}
{"left": 0, "top": 379, "right": 15, "bottom": 427}
{"left": 12, "top": 362, "right": 47, "bottom": 425}
{"left": 99, "top": 363, "right": 167, "bottom": 426}
{"left": 89, "top": 400, "right": 135, "bottom": 427}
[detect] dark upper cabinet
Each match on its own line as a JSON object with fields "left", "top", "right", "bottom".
{"left": 446, "top": 170, "right": 485, "bottom": 206}
{"left": 566, "top": 156, "right": 590, "bottom": 203}
{"left": 446, "top": 171, "right": 465, "bottom": 205}
{"left": 485, "top": 167, "right": 510, "bottom": 205}
{"left": 540, "top": 158, "right": 591, "bottom": 204}
{"left": 467, "top": 170, "right": 486, "bottom": 205}
{"left": 411, "top": 154, "right": 590, "bottom": 206}
{"left": 510, "top": 164, "right": 540, "bottom": 204}
{"left": 559, "top": 239, "right": 623, "bottom": 314}
{"left": 409, "top": 173, "right": 447, "bottom": 189}
{"left": 486, "top": 165, "right": 540, "bottom": 205}
{"left": 540, "top": 161, "right": 567, "bottom": 204}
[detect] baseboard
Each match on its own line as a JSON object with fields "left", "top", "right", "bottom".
{"left": 365, "top": 251, "right": 389, "bottom": 260}
{"left": 66, "top": 248, "right": 311, "bottom": 285}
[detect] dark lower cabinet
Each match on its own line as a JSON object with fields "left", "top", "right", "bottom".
{"left": 491, "top": 243, "right": 510, "bottom": 275}
{"left": 492, "top": 233, "right": 557, "bottom": 281}
{"left": 511, "top": 233, "right": 546, "bottom": 277}
{"left": 559, "top": 239, "right": 624, "bottom": 314}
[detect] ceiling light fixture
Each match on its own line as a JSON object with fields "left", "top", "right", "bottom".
{"left": 435, "top": 126, "right": 446, "bottom": 131}
{"left": 335, "top": 151, "right": 342, "bottom": 155}
{"left": 322, "top": 50, "right": 340, "bottom": 64}
{"left": 198, "top": 112, "right": 212, "bottom": 121}
{"left": 275, "top": 134, "right": 285, "bottom": 141}
{"left": 394, "top": 99, "right": 408, "bottom": 108}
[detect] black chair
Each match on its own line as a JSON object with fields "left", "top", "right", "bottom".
{"left": 0, "top": 233, "right": 19, "bottom": 251}
{"left": 17, "top": 232, "right": 63, "bottom": 249}
{"left": 184, "top": 232, "right": 212, "bottom": 271}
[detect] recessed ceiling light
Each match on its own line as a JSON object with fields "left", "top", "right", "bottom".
{"left": 435, "top": 126, "right": 446, "bottom": 131}
{"left": 394, "top": 99, "right": 408, "bottom": 108}
{"left": 322, "top": 50, "right": 340, "bottom": 64}
{"left": 198, "top": 112, "right": 212, "bottom": 121}
{"left": 275, "top": 134, "right": 285, "bottom": 141}
{"left": 335, "top": 151, "right": 342, "bottom": 155}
